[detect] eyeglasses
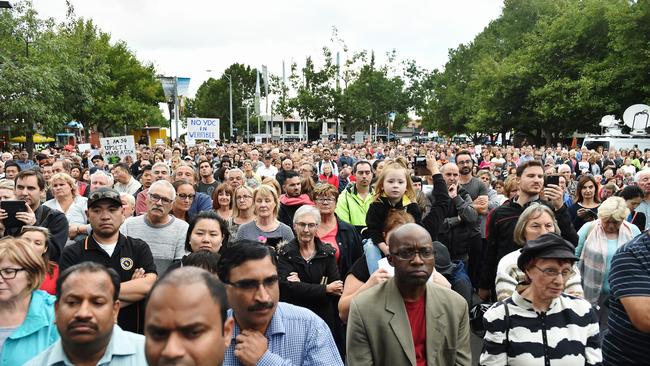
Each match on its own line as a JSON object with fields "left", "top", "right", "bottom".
{"left": 0, "top": 267, "right": 25, "bottom": 280}
{"left": 315, "top": 197, "right": 335, "bottom": 203}
{"left": 237, "top": 195, "right": 253, "bottom": 201}
{"left": 226, "top": 275, "right": 279, "bottom": 291}
{"left": 534, "top": 266, "right": 575, "bottom": 278}
{"left": 390, "top": 247, "right": 434, "bottom": 261}
{"left": 295, "top": 222, "right": 318, "bottom": 230}
{"left": 20, "top": 225, "right": 49, "bottom": 235}
{"left": 177, "top": 193, "right": 195, "bottom": 201}
{"left": 148, "top": 193, "right": 173, "bottom": 204}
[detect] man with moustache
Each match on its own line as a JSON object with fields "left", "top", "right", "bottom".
{"left": 121, "top": 180, "right": 188, "bottom": 274}
{"left": 144, "top": 267, "right": 234, "bottom": 366}
{"left": 217, "top": 241, "right": 343, "bottom": 366}
{"left": 25, "top": 262, "right": 147, "bottom": 365}
{"left": 478, "top": 160, "right": 577, "bottom": 301}
{"left": 135, "top": 162, "right": 171, "bottom": 215}
{"left": 59, "top": 188, "right": 157, "bottom": 333}
{"left": 346, "top": 224, "right": 471, "bottom": 366}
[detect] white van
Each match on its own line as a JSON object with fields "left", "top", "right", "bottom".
{"left": 582, "top": 134, "right": 650, "bottom": 151}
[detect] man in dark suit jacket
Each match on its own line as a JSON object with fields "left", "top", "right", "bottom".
{"left": 346, "top": 223, "right": 471, "bottom": 366}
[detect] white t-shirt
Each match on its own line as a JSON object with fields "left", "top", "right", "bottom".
{"left": 96, "top": 241, "right": 118, "bottom": 257}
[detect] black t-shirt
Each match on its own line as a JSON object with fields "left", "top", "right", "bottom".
{"left": 348, "top": 256, "right": 371, "bottom": 283}
{"left": 60, "top": 234, "right": 157, "bottom": 334}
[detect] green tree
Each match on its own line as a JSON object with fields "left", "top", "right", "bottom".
{"left": 187, "top": 63, "right": 263, "bottom": 139}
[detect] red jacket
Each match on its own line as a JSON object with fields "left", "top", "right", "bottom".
{"left": 319, "top": 174, "right": 339, "bottom": 189}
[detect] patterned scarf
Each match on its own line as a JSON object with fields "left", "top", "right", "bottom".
{"left": 579, "top": 220, "right": 634, "bottom": 304}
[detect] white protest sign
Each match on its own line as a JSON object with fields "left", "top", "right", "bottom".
{"left": 254, "top": 135, "right": 263, "bottom": 144}
{"left": 187, "top": 118, "right": 220, "bottom": 141}
{"left": 100, "top": 135, "right": 136, "bottom": 163}
{"left": 77, "top": 143, "right": 91, "bottom": 152}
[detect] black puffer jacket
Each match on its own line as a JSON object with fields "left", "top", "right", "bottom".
{"left": 277, "top": 238, "right": 342, "bottom": 350}
{"left": 430, "top": 185, "right": 481, "bottom": 261}
{"left": 478, "top": 198, "right": 578, "bottom": 290}
{"left": 334, "top": 217, "right": 364, "bottom": 279}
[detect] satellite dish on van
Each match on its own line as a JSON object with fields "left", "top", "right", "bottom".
{"left": 599, "top": 115, "right": 618, "bottom": 127}
{"left": 623, "top": 104, "right": 650, "bottom": 134}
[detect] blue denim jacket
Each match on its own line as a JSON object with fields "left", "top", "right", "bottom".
{"left": 1, "top": 290, "right": 59, "bottom": 366}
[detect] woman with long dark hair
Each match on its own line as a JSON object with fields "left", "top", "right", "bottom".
{"left": 568, "top": 175, "right": 601, "bottom": 231}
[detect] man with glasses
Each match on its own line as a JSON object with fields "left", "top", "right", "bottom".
{"left": 59, "top": 188, "right": 157, "bottom": 333}
{"left": 122, "top": 180, "right": 188, "bottom": 273}
{"left": 216, "top": 241, "right": 342, "bottom": 366}
{"left": 135, "top": 162, "right": 170, "bottom": 215}
{"left": 346, "top": 223, "right": 471, "bottom": 366}
{"left": 335, "top": 160, "right": 374, "bottom": 234}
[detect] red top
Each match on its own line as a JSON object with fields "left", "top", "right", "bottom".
{"left": 318, "top": 222, "right": 339, "bottom": 262}
{"left": 319, "top": 174, "right": 339, "bottom": 189}
{"left": 404, "top": 295, "right": 427, "bottom": 366}
{"left": 40, "top": 262, "right": 59, "bottom": 295}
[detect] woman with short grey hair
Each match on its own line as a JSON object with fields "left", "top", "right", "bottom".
{"left": 276, "top": 204, "right": 344, "bottom": 354}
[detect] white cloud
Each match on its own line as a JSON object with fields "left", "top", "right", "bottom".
{"left": 31, "top": 0, "right": 504, "bottom": 96}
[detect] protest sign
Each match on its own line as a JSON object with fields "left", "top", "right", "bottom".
{"left": 100, "top": 135, "right": 136, "bottom": 163}
{"left": 187, "top": 118, "right": 220, "bottom": 141}
{"left": 77, "top": 143, "right": 91, "bottom": 152}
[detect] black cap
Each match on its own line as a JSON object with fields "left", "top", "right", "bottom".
{"left": 88, "top": 187, "right": 122, "bottom": 208}
{"left": 91, "top": 155, "right": 104, "bottom": 162}
{"left": 264, "top": 154, "right": 272, "bottom": 160}
{"left": 517, "top": 232, "right": 578, "bottom": 271}
{"left": 433, "top": 241, "right": 453, "bottom": 275}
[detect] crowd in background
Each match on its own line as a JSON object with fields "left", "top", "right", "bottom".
{"left": 1, "top": 137, "right": 650, "bottom": 365}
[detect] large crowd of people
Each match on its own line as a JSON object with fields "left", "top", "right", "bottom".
{"left": 1, "top": 139, "right": 650, "bottom": 365}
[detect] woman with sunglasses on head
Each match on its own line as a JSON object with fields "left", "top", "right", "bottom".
{"left": 171, "top": 180, "right": 195, "bottom": 222}
{"left": 0, "top": 238, "right": 59, "bottom": 365}
{"left": 480, "top": 233, "right": 601, "bottom": 366}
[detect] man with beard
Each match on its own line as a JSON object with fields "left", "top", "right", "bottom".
{"left": 436, "top": 163, "right": 481, "bottom": 281}
{"left": 26, "top": 262, "right": 147, "bottom": 365}
{"left": 145, "top": 267, "right": 233, "bottom": 366}
{"left": 278, "top": 171, "right": 315, "bottom": 229}
{"left": 197, "top": 160, "right": 219, "bottom": 196}
{"left": 346, "top": 224, "right": 471, "bottom": 366}
{"left": 59, "top": 188, "right": 157, "bottom": 333}
{"left": 335, "top": 160, "right": 374, "bottom": 234}
{"left": 217, "top": 241, "right": 342, "bottom": 366}
{"left": 121, "top": 180, "right": 188, "bottom": 274}
{"left": 456, "top": 150, "right": 490, "bottom": 285}
{"left": 1, "top": 170, "right": 69, "bottom": 262}
{"left": 478, "top": 160, "right": 577, "bottom": 301}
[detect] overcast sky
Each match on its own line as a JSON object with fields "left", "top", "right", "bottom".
{"left": 31, "top": 0, "right": 504, "bottom": 97}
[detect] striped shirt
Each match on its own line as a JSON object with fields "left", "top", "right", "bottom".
{"left": 603, "top": 231, "right": 650, "bottom": 365}
{"left": 495, "top": 249, "right": 584, "bottom": 301}
{"left": 480, "top": 291, "right": 601, "bottom": 366}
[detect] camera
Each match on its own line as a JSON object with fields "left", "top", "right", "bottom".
{"left": 415, "top": 156, "right": 427, "bottom": 167}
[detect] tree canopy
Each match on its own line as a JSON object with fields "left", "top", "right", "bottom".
{"left": 0, "top": 0, "right": 166, "bottom": 154}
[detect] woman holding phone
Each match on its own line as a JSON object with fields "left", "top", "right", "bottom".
{"left": 568, "top": 175, "right": 601, "bottom": 231}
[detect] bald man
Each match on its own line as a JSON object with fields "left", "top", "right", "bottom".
{"left": 346, "top": 224, "right": 471, "bottom": 366}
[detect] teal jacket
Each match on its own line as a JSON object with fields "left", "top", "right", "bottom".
{"left": 1, "top": 290, "right": 59, "bottom": 366}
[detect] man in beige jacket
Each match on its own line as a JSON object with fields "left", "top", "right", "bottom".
{"left": 346, "top": 223, "right": 471, "bottom": 366}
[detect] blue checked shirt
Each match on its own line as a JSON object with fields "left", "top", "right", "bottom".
{"left": 224, "top": 302, "right": 343, "bottom": 366}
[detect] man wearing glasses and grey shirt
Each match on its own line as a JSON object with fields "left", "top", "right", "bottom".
{"left": 121, "top": 180, "right": 188, "bottom": 273}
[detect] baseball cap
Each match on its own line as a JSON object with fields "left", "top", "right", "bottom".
{"left": 88, "top": 187, "right": 122, "bottom": 208}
